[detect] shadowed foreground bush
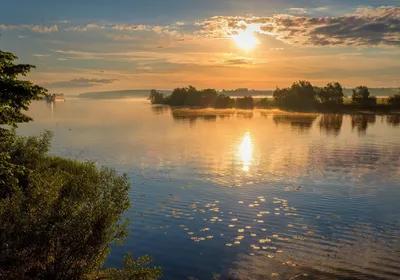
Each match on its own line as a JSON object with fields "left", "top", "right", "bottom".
{"left": 0, "top": 130, "right": 162, "bottom": 280}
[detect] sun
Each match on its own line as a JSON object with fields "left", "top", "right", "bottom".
{"left": 232, "top": 28, "right": 259, "bottom": 51}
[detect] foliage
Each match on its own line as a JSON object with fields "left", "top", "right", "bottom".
{"left": 0, "top": 50, "right": 47, "bottom": 126}
{"left": 317, "top": 82, "right": 344, "bottom": 105}
{"left": 352, "top": 86, "right": 377, "bottom": 108}
{"left": 148, "top": 90, "right": 165, "bottom": 104}
{"left": 387, "top": 93, "right": 400, "bottom": 107}
{"left": 0, "top": 48, "right": 161, "bottom": 280}
{"left": 273, "top": 81, "right": 317, "bottom": 110}
{"left": 235, "top": 96, "right": 254, "bottom": 109}
{"left": 93, "top": 253, "right": 162, "bottom": 280}
{"left": 214, "top": 94, "right": 235, "bottom": 108}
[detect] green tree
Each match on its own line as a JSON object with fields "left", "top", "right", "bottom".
{"left": 0, "top": 50, "right": 47, "bottom": 126}
{"left": 148, "top": 89, "right": 165, "bottom": 104}
{"left": 387, "top": 93, "right": 400, "bottom": 107}
{"left": 318, "top": 82, "right": 344, "bottom": 105}
{"left": 273, "top": 81, "right": 317, "bottom": 110}
{"left": 352, "top": 86, "right": 377, "bottom": 108}
{"left": 0, "top": 49, "right": 161, "bottom": 280}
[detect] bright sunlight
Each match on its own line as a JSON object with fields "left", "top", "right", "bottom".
{"left": 239, "top": 132, "right": 253, "bottom": 172}
{"left": 232, "top": 24, "right": 260, "bottom": 51}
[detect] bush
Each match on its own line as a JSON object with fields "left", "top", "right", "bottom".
{"left": 273, "top": 81, "right": 317, "bottom": 110}
{"left": 0, "top": 130, "right": 162, "bottom": 280}
{"left": 352, "top": 86, "right": 377, "bottom": 108}
{"left": 235, "top": 95, "right": 254, "bottom": 109}
{"left": 388, "top": 93, "right": 400, "bottom": 107}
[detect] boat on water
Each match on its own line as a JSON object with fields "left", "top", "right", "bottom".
{"left": 46, "top": 94, "right": 66, "bottom": 102}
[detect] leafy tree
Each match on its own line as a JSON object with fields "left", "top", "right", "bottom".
{"left": 387, "top": 93, "right": 400, "bottom": 107}
{"left": 273, "top": 81, "right": 317, "bottom": 110}
{"left": 148, "top": 90, "right": 165, "bottom": 104}
{"left": 352, "top": 86, "right": 377, "bottom": 108}
{"left": 0, "top": 48, "right": 161, "bottom": 280}
{"left": 0, "top": 50, "right": 47, "bottom": 126}
{"left": 318, "top": 82, "right": 344, "bottom": 105}
{"left": 214, "top": 94, "right": 235, "bottom": 108}
{"left": 235, "top": 95, "right": 254, "bottom": 109}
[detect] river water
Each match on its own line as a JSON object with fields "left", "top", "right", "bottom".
{"left": 19, "top": 99, "right": 400, "bottom": 280}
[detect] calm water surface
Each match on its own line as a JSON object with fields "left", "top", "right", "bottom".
{"left": 19, "top": 99, "right": 400, "bottom": 280}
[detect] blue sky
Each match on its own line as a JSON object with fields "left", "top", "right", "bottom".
{"left": 0, "top": 0, "right": 399, "bottom": 93}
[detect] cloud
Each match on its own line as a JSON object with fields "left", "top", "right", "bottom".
{"left": 195, "top": 6, "right": 400, "bottom": 47}
{"left": 45, "top": 78, "right": 118, "bottom": 88}
{"left": 222, "top": 58, "right": 254, "bottom": 65}
{"left": 288, "top": 8, "right": 309, "bottom": 15}
{"left": 32, "top": 54, "right": 50, "bottom": 57}
{"left": 0, "top": 24, "right": 58, "bottom": 33}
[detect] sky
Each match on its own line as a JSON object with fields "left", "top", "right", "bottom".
{"left": 0, "top": 0, "right": 399, "bottom": 94}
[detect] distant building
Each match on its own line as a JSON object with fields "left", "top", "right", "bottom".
{"left": 47, "top": 94, "right": 66, "bottom": 102}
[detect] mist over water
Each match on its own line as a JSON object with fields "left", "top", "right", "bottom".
{"left": 19, "top": 99, "right": 400, "bottom": 280}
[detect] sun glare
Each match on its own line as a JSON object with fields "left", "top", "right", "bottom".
{"left": 232, "top": 26, "right": 259, "bottom": 51}
{"left": 239, "top": 133, "right": 253, "bottom": 172}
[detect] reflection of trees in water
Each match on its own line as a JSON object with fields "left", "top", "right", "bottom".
{"left": 151, "top": 105, "right": 169, "bottom": 115}
{"left": 319, "top": 114, "right": 343, "bottom": 136}
{"left": 387, "top": 115, "right": 400, "bottom": 127}
{"left": 351, "top": 114, "right": 376, "bottom": 134}
{"left": 273, "top": 114, "right": 318, "bottom": 134}
{"left": 236, "top": 111, "right": 253, "bottom": 119}
{"left": 171, "top": 110, "right": 234, "bottom": 124}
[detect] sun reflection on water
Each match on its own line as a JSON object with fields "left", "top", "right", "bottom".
{"left": 239, "top": 133, "right": 253, "bottom": 172}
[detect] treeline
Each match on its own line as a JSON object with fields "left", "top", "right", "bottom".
{"left": 149, "top": 82, "right": 400, "bottom": 112}
{"left": 149, "top": 86, "right": 253, "bottom": 109}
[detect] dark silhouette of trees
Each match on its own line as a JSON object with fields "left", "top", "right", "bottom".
{"left": 236, "top": 95, "right": 254, "bottom": 109}
{"left": 388, "top": 93, "right": 400, "bottom": 107}
{"left": 148, "top": 89, "right": 165, "bottom": 104}
{"left": 317, "top": 82, "right": 344, "bottom": 106}
{"left": 273, "top": 81, "right": 317, "bottom": 110}
{"left": 214, "top": 94, "right": 235, "bottom": 108}
{"left": 352, "top": 86, "right": 377, "bottom": 108}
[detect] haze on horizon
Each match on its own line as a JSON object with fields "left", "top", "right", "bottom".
{"left": 0, "top": 0, "right": 399, "bottom": 94}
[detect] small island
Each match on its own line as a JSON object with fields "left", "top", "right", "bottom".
{"left": 149, "top": 81, "right": 400, "bottom": 114}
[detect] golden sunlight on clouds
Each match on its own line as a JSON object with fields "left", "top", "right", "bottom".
{"left": 232, "top": 24, "right": 260, "bottom": 51}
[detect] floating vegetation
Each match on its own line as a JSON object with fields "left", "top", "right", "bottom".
{"left": 229, "top": 224, "right": 235, "bottom": 228}
{"left": 273, "top": 234, "right": 279, "bottom": 238}
{"left": 257, "top": 220, "right": 264, "bottom": 223}
{"left": 226, "top": 243, "right": 232, "bottom": 247}
{"left": 188, "top": 232, "right": 194, "bottom": 235}
{"left": 250, "top": 244, "right": 260, "bottom": 250}
{"left": 238, "top": 201, "right": 244, "bottom": 204}
{"left": 207, "top": 236, "right": 213, "bottom": 239}
{"left": 200, "top": 228, "right": 210, "bottom": 232}
{"left": 238, "top": 229, "right": 244, "bottom": 233}
{"left": 261, "top": 228, "right": 267, "bottom": 232}
{"left": 251, "top": 233, "right": 257, "bottom": 237}
{"left": 245, "top": 226, "right": 252, "bottom": 229}
{"left": 231, "top": 218, "right": 238, "bottom": 221}
{"left": 236, "top": 236, "right": 244, "bottom": 240}
{"left": 234, "top": 241, "right": 241, "bottom": 245}
{"left": 249, "top": 204, "right": 254, "bottom": 207}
